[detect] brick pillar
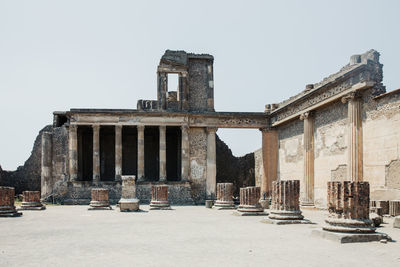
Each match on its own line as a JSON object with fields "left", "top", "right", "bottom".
{"left": 158, "top": 72, "right": 167, "bottom": 110}
{"left": 137, "top": 125, "right": 145, "bottom": 182}
{"left": 300, "top": 112, "right": 315, "bottom": 206}
{"left": 260, "top": 128, "right": 278, "bottom": 200}
{"left": 206, "top": 127, "right": 217, "bottom": 200}
{"left": 115, "top": 125, "right": 122, "bottom": 181}
{"left": 181, "top": 125, "right": 189, "bottom": 181}
{"left": 0, "top": 186, "right": 22, "bottom": 217}
{"left": 150, "top": 185, "right": 170, "bottom": 209}
{"left": 21, "top": 191, "right": 45, "bottom": 210}
{"left": 41, "top": 131, "right": 53, "bottom": 199}
{"left": 238, "top": 186, "right": 263, "bottom": 213}
{"left": 342, "top": 92, "right": 363, "bottom": 182}
{"left": 89, "top": 188, "right": 111, "bottom": 210}
{"left": 214, "top": 183, "right": 235, "bottom": 209}
{"left": 323, "top": 181, "right": 374, "bottom": 233}
{"left": 179, "top": 72, "right": 189, "bottom": 111}
{"left": 269, "top": 180, "right": 304, "bottom": 220}
{"left": 159, "top": 125, "right": 167, "bottom": 182}
{"left": 68, "top": 124, "right": 78, "bottom": 181}
{"left": 207, "top": 62, "right": 214, "bottom": 111}
{"left": 92, "top": 124, "right": 100, "bottom": 184}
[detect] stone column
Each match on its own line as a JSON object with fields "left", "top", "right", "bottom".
{"left": 324, "top": 181, "right": 374, "bottom": 233}
{"left": 89, "top": 188, "right": 111, "bottom": 210}
{"left": 342, "top": 92, "right": 363, "bottom": 182}
{"left": 115, "top": 125, "right": 122, "bottom": 181}
{"left": 158, "top": 72, "right": 167, "bottom": 110}
{"left": 41, "top": 132, "right": 53, "bottom": 199}
{"left": 300, "top": 111, "right": 315, "bottom": 206}
{"left": 159, "top": 125, "right": 167, "bottom": 182}
{"left": 179, "top": 72, "right": 189, "bottom": 111}
{"left": 206, "top": 127, "right": 217, "bottom": 200}
{"left": 237, "top": 186, "right": 264, "bottom": 214}
{"left": 119, "top": 175, "right": 140, "bottom": 212}
{"left": 214, "top": 183, "right": 235, "bottom": 209}
{"left": 207, "top": 63, "right": 214, "bottom": 111}
{"left": 268, "top": 180, "right": 305, "bottom": 221}
{"left": 260, "top": 128, "right": 278, "bottom": 200}
{"left": 181, "top": 125, "right": 189, "bottom": 181}
{"left": 150, "top": 185, "right": 170, "bottom": 209}
{"left": 21, "top": 191, "right": 45, "bottom": 210}
{"left": 137, "top": 125, "right": 145, "bottom": 182}
{"left": 92, "top": 124, "right": 100, "bottom": 184}
{"left": 0, "top": 186, "right": 22, "bottom": 217}
{"left": 68, "top": 124, "right": 78, "bottom": 181}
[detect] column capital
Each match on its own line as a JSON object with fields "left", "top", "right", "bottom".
{"left": 341, "top": 91, "right": 362, "bottom": 104}
{"left": 159, "top": 125, "right": 166, "bottom": 131}
{"left": 299, "top": 111, "right": 314, "bottom": 121}
{"left": 137, "top": 125, "right": 145, "bottom": 131}
{"left": 69, "top": 124, "right": 77, "bottom": 130}
{"left": 207, "top": 127, "right": 218, "bottom": 134}
{"left": 92, "top": 124, "right": 100, "bottom": 130}
{"left": 259, "top": 127, "right": 274, "bottom": 132}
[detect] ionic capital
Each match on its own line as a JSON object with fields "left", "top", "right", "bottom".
{"left": 341, "top": 91, "right": 362, "bottom": 104}
{"left": 300, "top": 111, "right": 314, "bottom": 121}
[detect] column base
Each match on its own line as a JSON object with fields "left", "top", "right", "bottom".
{"left": 261, "top": 217, "right": 312, "bottom": 225}
{"left": 233, "top": 210, "right": 267, "bottom": 216}
{"left": 20, "top": 202, "right": 46, "bottom": 210}
{"left": 312, "top": 229, "right": 391, "bottom": 243}
{"left": 119, "top": 198, "right": 140, "bottom": 212}
{"left": 268, "top": 210, "right": 304, "bottom": 220}
{"left": 0, "top": 207, "right": 22, "bottom": 217}
{"left": 214, "top": 200, "right": 235, "bottom": 210}
{"left": 149, "top": 200, "right": 171, "bottom": 210}
{"left": 323, "top": 217, "right": 375, "bottom": 233}
{"left": 88, "top": 201, "right": 112, "bottom": 210}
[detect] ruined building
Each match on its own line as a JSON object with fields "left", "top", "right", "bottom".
{"left": 1, "top": 49, "right": 398, "bottom": 207}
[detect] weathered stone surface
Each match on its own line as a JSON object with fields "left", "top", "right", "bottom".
{"left": 370, "top": 200, "right": 389, "bottom": 215}
{"left": 323, "top": 181, "right": 375, "bottom": 233}
{"left": 21, "top": 191, "right": 45, "bottom": 210}
{"left": 0, "top": 186, "right": 22, "bottom": 217}
{"left": 235, "top": 186, "right": 264, "bottom": 215}
{"left": 214, "top": 183, "right": 235, "bottom": 209}
{"left": 389, "top": 200, "right": 400, "bottom": 217}
{"left": 150, "top": 185, "right": 170, "bottom": 210}
{"left": 89, "top": 188, "right": 112, "bottom": 210}
{"left": 119, "top": 176, "right": 139, "bottom": 212}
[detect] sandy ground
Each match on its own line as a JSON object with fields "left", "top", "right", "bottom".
{"left": 0, "top": 205, "right": 399, "bottom": 267}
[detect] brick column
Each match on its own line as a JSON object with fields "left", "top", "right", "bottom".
{"left": 342, "top": 92, "right": 363, "bottom": 182}
{"left": 150, "top": 185, "right": 170, "bottom": 209}
{"left": 214, "top": 183, "right": 235, "bottom": 209}
{"left": 89, "top": 188, "right": 111, "bottom": 210}
{"left": 41, "top": 131, "right": 53, "bottom": 199}
{"left": 0, "top": 186, "right": 22, "bottom": 217}
{"left": 260, "top": 128, "right": 278, "bottom": 200}
{"left": 92, "top": 124, "right": 100, "bottom": 184}
{"left": 206, "top": 127, "right": 217, "bottom": 200}
{"left": 269, "top": 180, "right": 304, "bottom": 221}
{"left": 181, "top": 125, "right": 189, "bottom": 181}
{"left": 159, "top": 125, "right": 167, "bottom": 182}
{"left": 115, "top": 125, "right": 122, "bottom": 181}
{"left": 324, "top": 181, "right": 374, "bottom": 233}
{"left": 137, "top": 125, "right": 145, "bottom": 182}
{"left": 237, "top": 186, "right": 264, "bottom": 213}
{"left": 300, "top": 111, "right": 315, "bottom": 206}
{"left": 21, "top": 191, "right": 45, "bottom": 210}
{"left": 68, "top": 124, "right": 78, "bottom": 181}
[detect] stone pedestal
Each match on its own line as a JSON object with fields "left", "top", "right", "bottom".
{"left": 119, "top": 176, "right": 140, "bottom": 212}
{"left": 263, "top": 180, "right": 310, "bottom": 224}
{"left": 370, "top": 200, "right": 389, "bottom": 215}
{"left": 389, "top": 200, "right": 400, "bottom": 217}
{"left": 214, "top": 183, "right": 235, "bottom": 210}
{"left": 89, "top": 188, "right": 112, "bottom": 210}
{"left": 0, "top": 187, "right": 22, "bottom": 217}
{"left": 234, "top": 187, "right": 265, "bottom": 216}
{"left": 150, "top": 185, "right": 170, "bottom": 210}
{"left": 21, "top": 191, "right": 46, "bottom": 210}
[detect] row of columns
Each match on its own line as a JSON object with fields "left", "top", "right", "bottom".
{"left": 261, "top": 91, "right": 364, "bottom": 206}
{"left": 69, "top": 125, "right": 191, "bottom": 183}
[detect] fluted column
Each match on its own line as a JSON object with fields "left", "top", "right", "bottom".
{"left": 260, "top": 128, "right": 278, "bottom": 200}
{"left": 137, "top": 125, "right": 145, "bottom": 182}
{"left": 159, "top": 126, "right": 167, "bottom": 182}
{"left": 68, "top": 124, "right": 78, "bottom": 181}
{"left": 115, "top": 125, "right": 122, "bottom": 181}
{"left": 181, "top": 125, "right": 189, "bottom": 181}
{"left": 300, "top": 111, "right": 315, "bottom": 206}
{"left": 92, "top": 124, "right": 100, "bottom": 184}
{"left": 342, "top": 92, "right": 363, "bottom": 182}
{"left": 206, "top": 127, "right": 217, "bottom": 200}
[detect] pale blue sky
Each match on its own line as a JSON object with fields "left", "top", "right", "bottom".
{"left": 0, "top": 0, "right": 399, "bottom": 170}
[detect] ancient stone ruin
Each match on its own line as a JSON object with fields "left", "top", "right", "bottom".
{"left": 119, "top": 175, "right": 140, "bottom": 212}
{"left": 20, "top": 191, "right": 45, "bottom": 210}
{"left": 149, "top": 185, "right": 170, "bottom": 210}
{"left": 0, "top": 186, "right": 22, "bottom": 217}
{"left": 235, "top": 186, "right": 265, "bottom": 216}
{"left": 89, "top": 188, "right": 112, "bottom": 210}
{"left": 214, "top": 183, "right": 235, "bottom": 209}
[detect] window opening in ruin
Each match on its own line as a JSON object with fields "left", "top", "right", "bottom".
{"left": 122, "top": 126, "right": 137, "bottom": 176}
{"left": 55, "top": 115, "right": 68, "bottom": 127}
{"left": 144, "top": 126, "right": 160, "bottom": 181}
{"left": 77, "top": 126, "right": 93, "bottom": 181}
{"left": 167, "top": 73, "right": 179, "bottom": 101}
{"left": 100, "top": 126, "right": 115, "bottom": 181}
{"left": 166, "top": 126, "right": 181, "bottom": 181}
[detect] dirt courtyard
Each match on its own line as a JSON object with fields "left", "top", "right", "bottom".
{"left": 1, "top": 206, "right": 399, "bottom": 267}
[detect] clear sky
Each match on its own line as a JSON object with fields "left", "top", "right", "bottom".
{"left": 0, "top": 0, "right": 399, "bottom": 170}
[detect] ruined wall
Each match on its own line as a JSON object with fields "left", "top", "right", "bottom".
{"left": 0, "top": 125, "right": 52, "bottom": 194}
{"left": 363, "top": 89, "right": 400, "bottom": 200}
{"left": 188, "top": 127, "right": 207, "bottom": 203}
{"left": 216, "top": 135, "right": 255, "bottom": 197}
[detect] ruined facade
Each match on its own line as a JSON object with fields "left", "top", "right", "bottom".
{"left": 40, "top": 50, "right": 267, "bottom": 204}
{"left": 255, "top": 49, "right": 400, "bottom": 208}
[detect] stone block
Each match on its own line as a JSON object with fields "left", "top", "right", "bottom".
{"left": 20, "top": 191, "right": 46, "bottom": 210}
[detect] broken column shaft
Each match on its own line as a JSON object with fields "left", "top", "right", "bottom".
{"left": 89, "top": 188, "right": 112, "bottom": 210}
{"left": 150, "top": 185, "right": 170, "bottom": 209}
{"left": 214, "top": 183, "right": 235, "bottom": 209}
{"left": 237, "top": 186, "right": 264, "bottom": 214}
{"left": 21, "top": 191, "right": 45, "bottom": 210}
{"left": 269, "top": 180, "right": 304, "bottom": 220}
{"left": 0, "top": 187, "right": 22, "bottom": 217}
